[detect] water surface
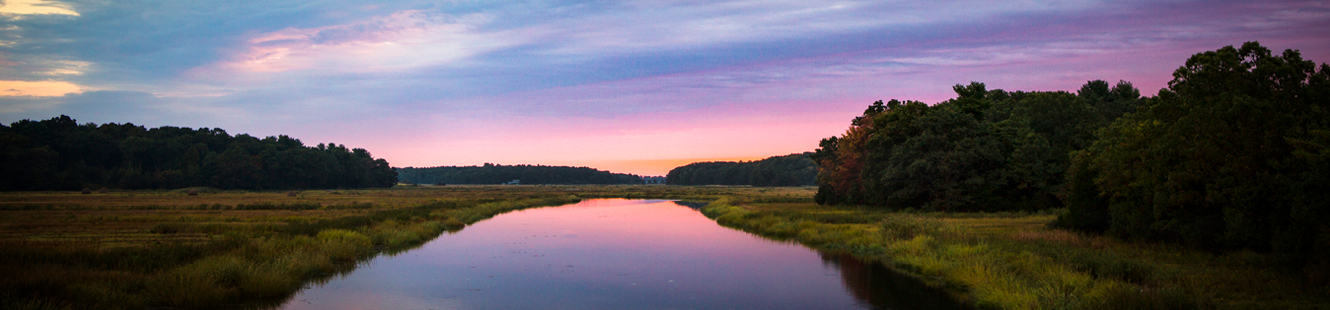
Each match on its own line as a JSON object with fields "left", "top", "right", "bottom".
{"left": 280, "top": 199, "right": 957, "bottom": 310}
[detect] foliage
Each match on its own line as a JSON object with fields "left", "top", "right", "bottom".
{"left": 812, "top": 81, "right": 1141, "bottom": 211}
{"left": 0, "top": 116, "right": 397, "bottom": 190}
{"left": 666, "top": 152, "right": 818, "bottom": 186}
{"left": 811, "top": 41, "right": 1329, "bottom": 282}
{"left": 396, "top": 163, "right": 643, "bottom": 185}
{"left": 1058, "top": 42, "right": 1330, "bottom": 280}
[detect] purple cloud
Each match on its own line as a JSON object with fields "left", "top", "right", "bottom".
{"left": 2, "top": 0, "right": 1327, "bottom": 175}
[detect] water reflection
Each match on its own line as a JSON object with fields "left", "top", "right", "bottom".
{"left": 277, "top": 199, "right": 959, "bottom": 310}
{"left": 820, "top": 253, "right": 965, "bottom": 310}
{"left": 670, "top": 200, "right": 710, "bottom": 210}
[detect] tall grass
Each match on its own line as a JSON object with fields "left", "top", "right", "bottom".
{"left": 701, "top": 197, "right": 1327, "bottom": 309}
{"left": 9, "top": 186, "right": 1318, "bottom": 309}
{"left": 0, "top": 189, "right": 584, "bottom": 309}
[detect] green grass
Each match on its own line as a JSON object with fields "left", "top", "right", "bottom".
{"left": 701, "top": 197, "right": 1330, "bottom": 310}
{"left": 0, "top": 185, "right": 816, "bottom": 309}
{"left": 11, "top": 185, "right": 1320, "bottom": 310}
{"left": 0, "top": 188, "right": 595, "bottom": 309}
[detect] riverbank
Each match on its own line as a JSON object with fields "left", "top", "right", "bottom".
{"left": 0, "top": 185, "right": 809, "bottom": 309}
{"left": 0, "top": 187, "right": 577, "bottom": 309}
{"left": 14, "top": 185, "right": 1316, "bottom": 309}
{"left": 701, "top": 197, "right": 1330, "bottom": 309}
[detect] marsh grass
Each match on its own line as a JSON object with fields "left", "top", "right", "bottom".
{"left": 8, "top": 185, "right": 1319, "bottom": 309}
{"left": 702, "top": 197, "right": 1330, "bottom": 309}
{"left": 0, "top": 187, "right": 607, "bottom": 309}
{"left": 14, "top": 185, "right": 1314, "bottom": 309}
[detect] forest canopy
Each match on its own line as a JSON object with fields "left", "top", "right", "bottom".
{"left": 812, "top": 42, "right": 1329, "bottom": 278}
{"left": 1059, "top": 42, "right": 1330, "bottom": 276}
{"left": 811, "top": 81, "right": 1142, "bottom": 211}
{"left": 0, "top": 116, "right": 398, "bottom": 190}
{"left": 395, "top": 164, "right": 644, "bottom": 185}
{"left": 666, "top": 153, "right": 817, "bottom": 186}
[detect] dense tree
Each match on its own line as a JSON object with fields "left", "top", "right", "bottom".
{"left": 1078, "top": 79, "right": 1143, "bottom": 123}
{"left": 0, "top": 116, "right": 397, "bottom": 190}
{"left": 396, "top": 164, "right": 643, "bottom": 185}
{"left": 1059, "top": 42, "right": 1330, "bottom": 280}
{"left": 812, "top": 81, "right": 1138, "bottom": 211}
{"left": 667, "top": 153, "right": 817, "bottom": 186}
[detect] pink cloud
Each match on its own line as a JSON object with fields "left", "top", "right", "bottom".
{"left": 116, "top": 0, "right": 1328, "bottom": 178}
{"left": 214, "top": 10, "right": 528, "bottom": 74}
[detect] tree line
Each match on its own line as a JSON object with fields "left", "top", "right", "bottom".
{"left": 812, "top": 42, "right": 1329, "bottom": 279}
{"left": 395, "top": 164, "right": 644, "bottom": 185}
{"left": 812, "top": 81, "right": 1140, "bottom": 210}
{"left": 0, "top": 116, "right": 398, "bottom": 190}
{"left": 666, "top": 153, "right": 817, "bottom": 186}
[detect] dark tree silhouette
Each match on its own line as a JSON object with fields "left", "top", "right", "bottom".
{"left": 396, "top": 164, "right": 642, "bottom": 185}
{"left": 666, "top": 153, "right": 817, "bottom": 186}
{"left": 0, "top": 116, "right": 397, "bottom": 190}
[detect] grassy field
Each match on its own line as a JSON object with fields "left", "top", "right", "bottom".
{"left": 3, "top": 185, "right": 1324, "bottom": 309}
{"left": 701, "top": 197, "right": 1330, "bottom": 309}
{"left": 0, "top": 185, "right": 809, "bottom": 309}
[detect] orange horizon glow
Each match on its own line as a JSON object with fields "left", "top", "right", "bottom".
{"left": 0, "top": 80, "right": 82, "bottom": 97}
{"left": 0, "top": 0, "right": 79, "bottom": 16}
{"left": 391, "top": 156, "right": 783, "bottom": 176}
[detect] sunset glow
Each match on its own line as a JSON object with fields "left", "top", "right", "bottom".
{"left": 0, "top": 80, "right": 81, "bottom": 97}
{"left": 0, "top": 0, "right": 78, "bottom": 16}
{"left": 2, "top": 0, "right": 1327, "bottom": 175}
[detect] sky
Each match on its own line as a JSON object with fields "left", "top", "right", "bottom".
{"left": 1, "top": 0, "right": 1328, "bottom": 176}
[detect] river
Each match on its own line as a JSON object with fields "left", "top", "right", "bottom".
{"left": 279, "top": 199, "right": 960, "bottom": 310}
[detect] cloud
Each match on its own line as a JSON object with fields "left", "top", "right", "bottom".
{"left": 0, "top": 0, "right": 78, "bottom": 16}
{"left": 2, "top": 0, "right": 1328, "bottom": 174}
{"left": 35, "top": 59, "right": 88, "bottom": 76}
{"left": 218, "top": 10, "right": 530, "bottom": 74}
{"left": 0, "top": 80, "right": 81, "bottom": 97}
{"left": 531, "top": 0, "right": 1102, "bottom": 56}
{"left": 0, "top": 90, "right": 173, "bottom": 125}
